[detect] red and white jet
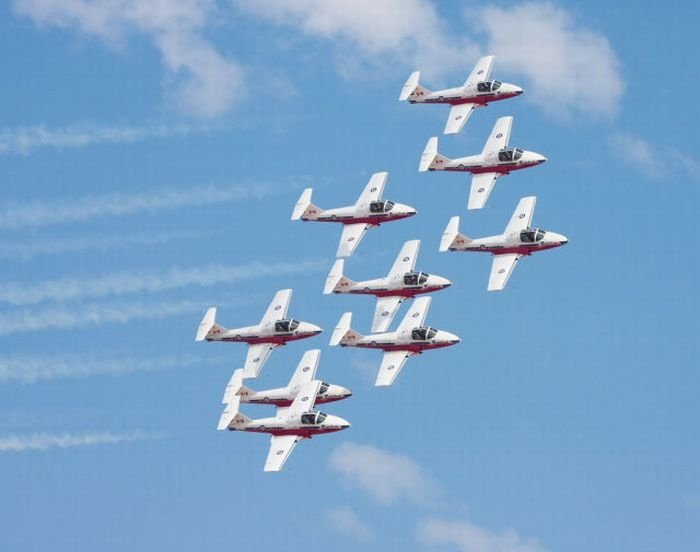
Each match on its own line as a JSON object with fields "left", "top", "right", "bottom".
{"left": 439, "top": 196, "right": 568, "bottom": 291}
{"left": 324, "top": 239, "right": 451, "bottom": 332}
{"left": 420, "top": 116, "right": 546, "bottom": 210}
{"left": 329, "top": 296, "right": 460, "bottom": 387}
{"left": 222, "top": 380, "right": 350, "bottom": 472}
{"left": 291, "top": 172, "right": 416, "bottom": 257}
{"left": 399, "top": 55, "right": 523, "bottom": 134}
{"left": 195, "top": 289, "right": 322, "bottom": 378}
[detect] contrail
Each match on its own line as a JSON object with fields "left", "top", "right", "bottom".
{"left": 0, "top": 431, "right": 159, "bottom": 453}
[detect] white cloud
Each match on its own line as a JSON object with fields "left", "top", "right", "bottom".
{"left": 478, "top": 2, "right": 623, "bottom": 118}
{"left": 0, "top": 353, "right": 200, "bottom": 384}
{"left": 0, "top": 122, "right": 203, "bottom": 155}
{"left": 0, "top": 430, "right": 156, "bottom": 453}
{"left": 417, "top": 518, "right": 546, "bottom": 552}
{"left": 0, "top": 230, "right": 201, "bottom": 262}
{"left": 0, "top": 183, "right": 272, "bottom": 231}
{"left": 326, "top": 506, "right": 374, "bottom": 542}
{"left": 13, "top": 0, "right": 243, "bottom": 118}
{"left": 608, "top": 133, "right": 662, "bottom": 177}
{"left": 234, "top": 0, "right": 478, "bottom": 81}
{"left": 0, "top": 259, "right": 324, "bottom": 306}
{"left": 328, "top": 441, "right": 441, "bottom": 505}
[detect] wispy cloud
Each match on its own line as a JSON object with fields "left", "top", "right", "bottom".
{"left": 0, "top": 430, "right": 158, "bottom": 453}
{"left": 0, "top": 297, "right": 203, "bottom": 336}
{"left": 0, "top": 259, "right": 325, "bottom": 306}
{"left": 0, "top": 122, "right": 203, "bottom": 155}
{"left": 326, "top": 506, "right": 374, "bottom": 542}
{"left": 0, "top": 353, "right": 201, "bottom": 384}
{"left": 417, "top": 517, "right": 547, "bottom": 552}
{"left": 328, "top": 441, "right": 441, "bottom": 505}
{"left": 14, "top": 1, "right": 244, "bottom": 118}
{"left": 0, "top": 230, "right": 201, "bottom": 262}
{"left": 608, "top": 132, "right": 700, "bottom": 181}
{"left": 0, "top": 183, "right": 273, "bottom": 231}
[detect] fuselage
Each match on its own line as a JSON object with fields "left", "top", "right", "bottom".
{"left": 451, "top": 230, "right": 569, "bottom": 256}
{"left": 303, "top": 202, "right": 416, "bottom": 226}
{"left": 410, "top": 81, "right": 523, "bottom": 106}
{"left": 435, "top": 150, "right": 546, "bottom": 175}
{"left": 338, "top": 272, "right": 451, "bottom": 298}
{"left": 207, "top": 321, "right": 322, "bottom": 344}
{"left": 231, "top": 413, "right": 350, "bottom": 438}
{"left": 345, "top": 328, "right": 460, "bottom": 354}
{"left": 238, "top": 383, "right": 352, "bottom": 407}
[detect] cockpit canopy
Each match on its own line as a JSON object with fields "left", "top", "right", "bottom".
{"left": 411, "top": 326, "right": 437, "bottom": 341}
{"left": 274, "top": 319, "right": 299, "bottom": 333}
{"left": 403, "top": 271, "right": 429, "bottom": 286}
{"left": 519, "top": 228, "right": 546, "bottom": 243}
{"left": 318, "top": 382, "right": 330, "bottom": 395}
{"left": 477, "top": 80, "right": 502, "bottom": 93}
{"left": 498, "top": 147, "right": 524, "bottom": 162}
{"left": 369, "top": 200, "right": 395, "bottom": 213}
{"left": 301, "top": 411, "right": 327, "bottom": 425}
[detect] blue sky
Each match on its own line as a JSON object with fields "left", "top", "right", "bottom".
{"left": 1, "top": 1, "right": 698, "bottom": 551}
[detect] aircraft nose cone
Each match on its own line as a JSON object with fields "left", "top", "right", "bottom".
{"left": 306, "top": 323, "right": 322, "bottom": 334}
{"left": 443, "top": 331, "right": 460, "bottom": 344}
{"left": 340, "top": 386, "right": 353, "bottom": 399}
{"left": 535, "top": 154, "right": 547, "bottom": 163}
{"left": 514, "top": 86, "right": 524, "bottom": 95}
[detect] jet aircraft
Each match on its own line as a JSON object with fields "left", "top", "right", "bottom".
{"left": 291, "top": 172, "right": 416, "bottom": 257}
{"left": 219, "top": 350, "right": 351, "bottom": 412}
{"left": 419, "top": 116, "right": 546, "bottom": 210}
{"left": 220, "top": 380, "right": 350, "bottom": 472}
{"left": 329, "top": 296, "right": 460, "bottom": 387}
{"left": 439, "top": 196, "right": 568, "bottom": 291}
{"left": 195, "top": 289, "right": 321, "bottom": 378}
{"left": 399, "top": 55, "right": 523, "bottom": 134}
{"left": 324, "top": 239, "right": 451, "bottom": 332}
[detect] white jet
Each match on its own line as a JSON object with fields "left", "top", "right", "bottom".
{"left": 329, "top": 296, "right": 460, "bottom": 387}
{"left": 195, "top": 289, "right": 322, "bottom": 378}
{"left": 291, "top": 172, "right": 416, "bottom": 258}
{"left": 439, "top": 196, "right": 568, "bottom": 291}
{"left": 399, "top": 55, "right": 523, "bottom": 134}
{"left": 324, "top": 239, "right": 451, "bottom": 332}
{"left": 221, "top": 380, "right": 350, "bottom": 472}
{"left": 420, "top": 116, "right": 546, "bottom": 210}
{"left": 219, "top": 350, "right": 351, "bottom": 413}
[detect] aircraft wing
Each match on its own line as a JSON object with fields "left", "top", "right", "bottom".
{"left": 397, "top": 296, "right": 431, "bottom": 332}
{"left": 481, "top": 116, "right": 513, "bottom": 155}
{"left": 372, "top": 295, "right": 404, "bottom": 333}
{"left": 504, "top": 196, "right": 537, "bottom": 235}
{"left": 288, "top": 379, "right": 322, "bottom": 416}
{"left": 388, "top": 239, "right": 420, "bottom": 277}
{"left": 375, "top": 350, "right": 413, "bottom": 387}
{"left": 444, "top": 103, "right": 476, "bottom": 135}
{"left": 288, "top": 349, "right": 321, "bottom": 389}
{"left": 465, "top": 55, "right": 495, "bottom": 87}
{"left": 336, "top": 223, "right": 369, "bottom": 257}
{"left": 264, "top": 434, "right": 301, "bottom": 472}
{"left": 242, "top": 343, "right": 277, "bottom": 378}
{"left": 355, "top": 172, "right": 388, "bottom": 207}
{"left": 488, "top": 253, "right": 521, "bottom": 291}
{"left": 468, "top": 172, "right": 499, "bottom": 210}
{"left": 260, "top": 289, "right": 292, "bottom": 325}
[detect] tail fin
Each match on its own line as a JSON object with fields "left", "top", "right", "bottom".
{"left": 329, "top": 312, "right": 364, "bottom": 347}
{"left": 419, "top": 137, "right": 450, "bottom": 172}
{"left": 288, "top": 349, "right": 321, "bottom": 390}
{"left": 222, "top": 369, "right": 255, "bottom": 404}
{"left": 217, "top": 398, "right": 246, "bottom": 430}
{"left": 291, "top": 188, "right": 322, "bottom": 220}
{"left": 439, "top": 216, "right": 472, "bottom": 252}
{"left": 324, "top": 259, "right": 357, "bottom": 295}
{"left": 399, "top": 71, "right": 431, "bottom": 101}
{"left": 195, "top": 307, "right": 226, "bottom": 341}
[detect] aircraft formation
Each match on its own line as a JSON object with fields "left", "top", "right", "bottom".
{"left": 196, "top": 55, "right": 569, "bottom": 471}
